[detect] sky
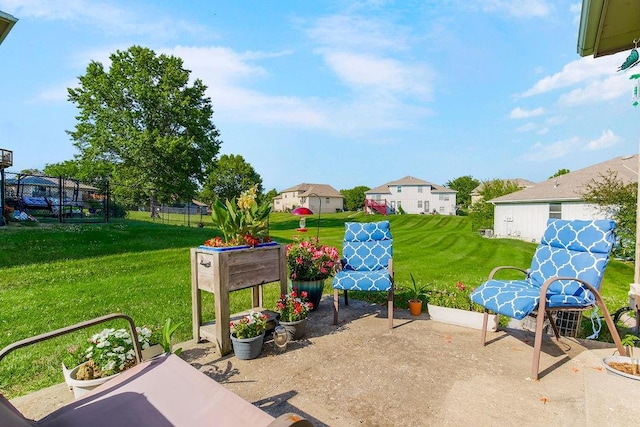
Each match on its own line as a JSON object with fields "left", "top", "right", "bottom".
{"left": 1, "top": 0, "right": 639, "bottom": 193}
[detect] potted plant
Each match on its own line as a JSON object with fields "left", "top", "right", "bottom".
{"left": 426, "top": 281, "right": 498, "bottom": 331}
{"left": 62, "top": 326, "right": 153, "bottom": 398}
{"left": 286, "top": 237, "right": 340, "bottom": 310}
{"left": 203, "top": 184, "right": 273, "bottom": 249}
{"left": 274, "top": 288, "right": 313, "bottom": 340}
{"left": 230, "top": 311, "right": 268, "bottom": 360}
{"left": 405, "top": 273, "right": 427, "bottom": 316}
{"left": 603, "top": 334, "right": 640, "bottom": 379}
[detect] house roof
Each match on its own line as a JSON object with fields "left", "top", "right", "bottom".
{"left": 366, "top": 175, "right": 456, "bottom": 194}
{"left": 577, "top": 0, "right": 640, "bottom": 58}
{"left": 471, "top": 178, "right": 536, "bottom": 195}
{"left": 490, "top": 154, "right": 638, "bottom": 204}
{"left": 0, "top": 10, "right": 17, "bottom": 46}
{"left": 278, "top": 183, "right": 343, "bottom": 198}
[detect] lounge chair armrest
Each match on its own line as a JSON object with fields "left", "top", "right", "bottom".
{"left": 488, "top": 266, "right": 528, "bottom": 280}
{"left": 0, "top": 313, "right": 143, "bottom": 365}
{"left": 267, "top": 413, "right": 314, "bottom": 427}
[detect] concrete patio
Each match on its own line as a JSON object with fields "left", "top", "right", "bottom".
{"left": 11, "top": 297, "right": 640, "bottom": 426}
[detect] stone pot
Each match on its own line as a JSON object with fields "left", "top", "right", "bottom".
{"left": 279, "top": 317, "right": 308, "bottom": 341}
{"left": 231, "top": 332, "right": 265, "bottom": 360}
{"left": 291, "top": 279, "right": 324, "bottom": 311}
{"left": 62, "top": 362, "right": 121, "bottom": 399}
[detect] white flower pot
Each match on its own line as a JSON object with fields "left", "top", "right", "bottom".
{"left": 427, "top": 304, "right": 498, "bottom": 331}
{"left": 62, "top": 362, "right": 121, "bottom": 399}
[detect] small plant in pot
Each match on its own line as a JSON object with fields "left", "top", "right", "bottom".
{"left": 405, "top": 273, "right": 427, "bottom": 316}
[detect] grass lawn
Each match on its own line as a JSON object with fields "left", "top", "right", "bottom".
{"left": 0, "top": 212, "right": 634, "bottom": 398}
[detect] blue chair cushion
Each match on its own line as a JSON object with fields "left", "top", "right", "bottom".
{"left": 332, "top": 268, "right": 393, "bottom": 292}
{"left": 343, "top": 240, "right": 392, "bottom": 272}
{"left": 470, "top": 279, "right": 541, "bottom": 320}
{"left": 344, "top": 221, "right": 392, "bottom": 242}
{"left": 470, "top": 278, "right": 597, "bottom": 320}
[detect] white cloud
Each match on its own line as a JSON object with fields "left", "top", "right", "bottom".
{"left": 305, "top": 14, "right": 409, "bottom": 53}
{"left": 509, "top": 107, "right": 544, "bottom": 119}
{"left": 516, "top": 122, "right": 537, "bottom": 132}
{"left": 472, "top": 0, "right": 553, "bottom": 17}
{"left": 323, "top": 51, "right": 434, "bottom": 99}
{"left": 520, "top": 137, "right": 582, "bottom": 161}
{"left": 586, "top": 129, "right": 619, "bottom": 150}
{"left": 0, "top": 0, "right": 210, "bottom": 38}
{"left": 520, "top": 53, "right": 626, "bottom": 97}
{"left": 520, "top": 130, "right": 618, "bottom": 162}
{"left": 558, "top": 74, "right": 629, "bottom": 106}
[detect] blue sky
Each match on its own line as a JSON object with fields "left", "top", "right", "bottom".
{"left": 0, "top": 0, "right": 638, "bottom": 192}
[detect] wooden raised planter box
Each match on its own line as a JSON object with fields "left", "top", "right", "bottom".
{"left": 191, "top": 244, "right": 287, "bottom": 356}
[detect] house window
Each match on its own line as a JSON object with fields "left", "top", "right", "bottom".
{"left": 439, "top": 194, "right": 449, "bottom": 201}
{"left": 325, "top": 197, "right": 330, "bottom": 204}
{"left": 397, "top": 186, "right": 402, "bottom": 193}
{"left": 549, "top": 203, "right": 562, "bottom": 219}
{"left": 417, "top": 201, "right": 423, "bottom": 208}
{"left": 418, "top": 186, "right": 423, "bottom": 193}
{"left": 439, "top": 206, "right": 445, "bottom": 213}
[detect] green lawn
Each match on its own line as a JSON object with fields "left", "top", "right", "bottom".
{"left": 0, "top": 212, "right": 634, "bottom": 398}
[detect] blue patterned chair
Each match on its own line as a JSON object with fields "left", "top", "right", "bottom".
{"left": 332, "top": 221, "right": 394, "bottom": 329}
{"left": 470, "top": 218, "right": 626, "bottom": 380}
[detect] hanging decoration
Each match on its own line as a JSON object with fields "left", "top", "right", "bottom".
{"left": 632, "top": 74, "right": 640, "bottom": 107}
{"left": 618, "top": 38, "right": 640, "bottom": 72}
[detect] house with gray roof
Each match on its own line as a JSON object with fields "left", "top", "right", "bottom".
{"left": 470, "top": 178, "right": 536, "bottom": 205}
{"left": 273, "top": 183, "right": 344, "bottom": 213}
{"left": 365, "top": 176, "right": 457, "bottom": 215}
{"left": 489, "top": 154, "right": 637, "bottom": 241}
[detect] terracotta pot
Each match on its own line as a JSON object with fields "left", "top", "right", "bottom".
{"left": 408, "top": 299, "right": 423, "bottom": 316}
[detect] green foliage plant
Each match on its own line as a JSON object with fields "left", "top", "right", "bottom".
{"left": 230, "top": 312, "right": 268, "bottom": 339}
{"left": 425, "top": 281, "right": 484, "bottom": 312}
{"left": 206, "top": 184, "right": 272, "bottom": 246}
{"left": 445, "top": 175, "right": 480, "bottom": 209}
{"left": 468, "top": 179, "right": 522, "bottom": 231}
{"left": 620, "top": 334, "right": 640, "bottom": 375}
{"left": 405, "top": 273, "right": 427, "bottom": 301}
{"left": 160, "top": 318, "right": 183, "bottom": 356}
{"left": 582, "top": 170, "right": 637, "bottom": 259}
{"left": 274, "top": 288, "right": 313, "bottom": 321}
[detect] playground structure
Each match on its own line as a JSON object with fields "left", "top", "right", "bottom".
{"left": 2, "top": 171, "right": 109, "bottom": 224}
{"left": 0, "top": 148, "right": 13, "bottom": 226}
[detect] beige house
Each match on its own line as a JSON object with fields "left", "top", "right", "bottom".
{"left": 470, "top": 178, "right": 536, "bottom": 205}
{"left": 365, "top": 176, "right": 457, "bottom": 215}
{"left": 273, "top": 183, "right": 344, "bottom": 213}
{"left": 489, "top": 154, "right": 637, "bottom": 241}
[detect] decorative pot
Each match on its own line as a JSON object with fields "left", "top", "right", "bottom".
{"left": 231, "top": 332, "right": 265, "bottom": 360}
{"left": 291, "top": 279, "right": 324, "bottom": 311}
{"left": 62, "top": 362, "right": 121, "bottom": 399}
{"left": 279, "top": 317, "right": 308, "bottom": 341}
{"left": 408, "top": 299, "right": 423, "bottom": 316}
{"left": 427, "top": 304, "right": 498, "bottom": 331}
{"left": 603, "top": 355, "right": 640, "bottom": 380}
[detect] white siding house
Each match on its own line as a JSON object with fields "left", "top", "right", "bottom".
{"left": 365, "top": 176, "right": 457, "bottom": 215}
{"left": 489, "top": 154, "right": 638, "bottom": 241}
{"left": 272, "top": 183, "right": 344, "bottom": 213}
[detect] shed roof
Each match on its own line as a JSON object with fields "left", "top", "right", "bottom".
{"left": 0, "top": 10, "right": 17, "bottom": 46}
{"left": 490, "top": 154, "right": 638, "bottom": 204}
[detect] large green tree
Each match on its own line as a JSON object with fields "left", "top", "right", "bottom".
{"left": 340, "top": 185, "right": 370, "bottom": 211}
{"left": 445, "top": 175, "right": 480, "bottom": 210}
{"left": 469, "top": 179, "right": 522, "bottom": 231}
{"left": 67, "top": 45, "right": 221, "bottom": 207}
{"left": 199, "top": 154, "right": 263, "bottom": 205}
{"left": 582, "top": 170, "right": 637, "bottom": 258}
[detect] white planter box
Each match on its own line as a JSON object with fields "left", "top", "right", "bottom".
{"left": 427, "top": 304, "right": 498, "bottom": 331}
